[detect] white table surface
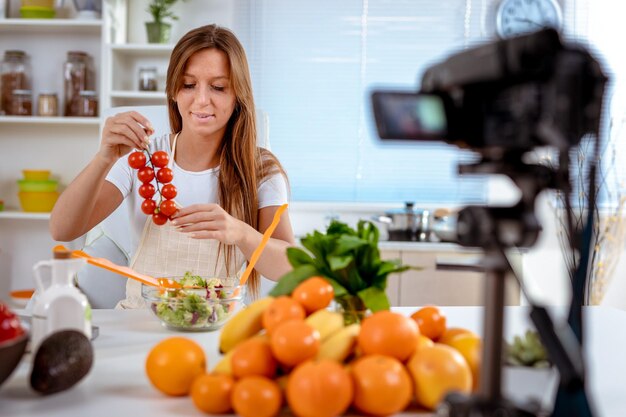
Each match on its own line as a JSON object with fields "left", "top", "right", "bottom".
{"left": 0, "top": 306, "right": 623, "bottom": 417}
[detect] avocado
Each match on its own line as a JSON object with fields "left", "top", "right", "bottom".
{"left": 30, "top": 330, "right": 94, "bottom": 395}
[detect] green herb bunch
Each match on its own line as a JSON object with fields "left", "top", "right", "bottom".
{"left": 270, "top": 220, "right": 410, "bottom": 313}
{"left": 147, "top": 0, "right": 186, "bottom": 24}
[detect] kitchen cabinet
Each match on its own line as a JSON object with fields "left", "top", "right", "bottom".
{"left": 381, "top": 245, "right": 521, "bottom": 307}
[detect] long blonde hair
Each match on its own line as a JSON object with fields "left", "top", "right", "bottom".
{"left": 166, "top": 24, "right": 285, "bottom": 299}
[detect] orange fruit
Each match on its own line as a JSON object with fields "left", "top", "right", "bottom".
{"left": 231, "top": 376, "right": 282, "bottom": 417}
{"left": 437, "top": 327, "right": 476, "bottom": 344}
{"left": 292, "top": 277, "right": 334, "bottom": 314}
{"left": 270, "top": 320, "right": 320, "bottom": 367}
{"left": 351, "top": 354, "right": 413, "bottom": 416}
{"left": 446, "top": 333, "right": 482, "bottom": 389}
{"left": 417, "top": 334, "right": 435, "bottom": 350}
{"left": 357, "top": 310, "right": 419, "bottom": 361}
{"left": 410, "top": 306, "right": 447, "bottom": 340}
{"left": 231, "top": 337, "right": 277, "bottom": 378}
{"left": 190, "top": 373, "right": 234, "bottom": 414}
{"left": 406, "top": 343, "right": 472, "bottom": 410}
{"left": 262, "top": 296, "right": 306, "bottom": 334}
{"left": 286, "top": 359, "right": 353, "bottom": 417}
{"left": 145, "top": 337, "right": 206, "bottom": 396}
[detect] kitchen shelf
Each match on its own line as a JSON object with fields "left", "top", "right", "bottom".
{"left": 0, "top": 116, "right": 100, "bottom": 126}
{"left": 0, "top": 210, "right": 50, "bottom": 220}
{"left": 110, "top": 43, "right": 173, "bottom": 56}
{"left": 110, "top": 91, "right": 166, "bottom": 100}
{"left": 0, "top": 18, "right": 102, "bottom": 34}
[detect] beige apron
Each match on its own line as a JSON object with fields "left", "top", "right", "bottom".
{"left": 116, "top": 132, "right": 245, "bottom": 309}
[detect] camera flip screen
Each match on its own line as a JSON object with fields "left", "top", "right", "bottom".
{"left": 371, "top": 91, "right": 448, "bottom": 140}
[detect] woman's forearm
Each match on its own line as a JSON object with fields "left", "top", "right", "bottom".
{"left": 49, "top": 154, "right": 119, "bottom": 242}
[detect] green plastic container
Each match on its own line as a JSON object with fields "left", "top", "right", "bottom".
{"left": 20, "top": 6, "right": 56, "bottom": 19}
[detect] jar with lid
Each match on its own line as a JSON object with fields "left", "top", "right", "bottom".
{"left": 10, "top": 89, "right": 33, "bottom": 116}
{"left": 77, "top": 90, "right": 98, "bottom": 117}
{"left": 38, "top": 93, "right": 59, "bottom": 117}
{"left": 1, "top": 50, "right": 31, "bottom": 115}
{"left": 138, "top": 67, "right": 158, "bottom": 91}
{"left": 63, "top": 51, "right": 95, "bottom": 116}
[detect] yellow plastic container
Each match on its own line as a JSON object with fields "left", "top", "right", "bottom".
{"left": 22, "top": 170, "right": 51, "bottom": 181}
{"left": 18, "top": 191, "right": 58, "bottom": 212}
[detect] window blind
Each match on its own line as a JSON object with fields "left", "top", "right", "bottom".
{"left": 232, "top": 0, "right": 618, "bottom": 205}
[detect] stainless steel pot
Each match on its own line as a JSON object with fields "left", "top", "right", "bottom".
{"left": 432, "top": 211, "right": 457, "bottom": 242}
{"left": 372, "top": 202, "right": 433, "bottom": 241}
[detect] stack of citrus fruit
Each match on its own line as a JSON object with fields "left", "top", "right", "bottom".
{"left": 144, "top": 276, "right": 484, "bottom": 416}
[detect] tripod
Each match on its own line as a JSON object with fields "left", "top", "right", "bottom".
{"left": 435, "top": 159, "right": 595, "bottom": 417}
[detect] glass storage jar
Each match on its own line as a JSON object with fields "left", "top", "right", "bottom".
{"left": 10, "top": 89, "right": 33, "bottom": 116}
{"left": 1, "top": 50, "right": 31, "bottom": 115}
{"left": 77, "top": 90, "right": 98, "bottom": 117}
{"left": 63, "top": 51, "right": 95, "bottom": 116}
{"left": 138, "top": 67, "right": 158, "bottom": 91}
{"left": 37, "top": 93, "right": 59, "bottom": 117}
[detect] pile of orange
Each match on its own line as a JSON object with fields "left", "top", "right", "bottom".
{"left": 145, "top": 277, "right": 483, "bottom": 416}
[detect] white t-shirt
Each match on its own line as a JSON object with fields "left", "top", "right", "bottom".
{"left": 105, "top": 133, "right": 289, "bottom": 257}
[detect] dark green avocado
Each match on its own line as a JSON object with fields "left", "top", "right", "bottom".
{"left": 30, "top": 330, "right": 94, "bottom": 395}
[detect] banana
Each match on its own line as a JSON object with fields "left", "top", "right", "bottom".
{"left": 219, "top": 297, "right": 274, "bottom": 353}
{"left": 305, "top": 309, "right": 344, "bottom": 342}
{"left": 212, "top": 349, "right": 234, "bottom": 375}
{"left": 317, "top": 323, "right": 360, "bottom": 363}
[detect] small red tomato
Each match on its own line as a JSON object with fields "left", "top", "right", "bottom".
{"left": 161, "top": 183, "right": 177, "bottom": 199}
{"left": 138, "top": 183, "right": 156, "bottom": 199}
{"left": 152, "top": 212, "right": 168, "bottom": 226}
{"left": 159, "top": 199, "right": 178, "bottom": 217}
{"left": 151, "top": 151, "right": 169, "bottom": 168}
{"left": 128, "top": 151, "right": 147, "bottom": 169}
{"left": 141, "top": 199, "right": 157, "bottom": 215}
{"left": 137, "top": 166, "right": 155, "bottom": 183}
{"left": 0, "top": 303, "right": 24, "bottom": 343}
{"left": 156, "top": 167, "right": 173, "bottom": 184}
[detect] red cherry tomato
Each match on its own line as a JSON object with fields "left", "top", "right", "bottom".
{"left": 152, "top": 212, "right": 168, "bottom": 226}
{"left": 159, "top": 199, "right": 178, "bottom": 217}
{"left": 151, "top": 151, "right": 169, "bottom": 168}
{"left": 137, "top": 166, "right": 155, "bottom": 183}
{"left": 128, "top": 151, "right": 147, "bottom": 169}
{"left": 156, "top": 167, "right": 173, "bottom": 184}
{"left": 138, "top": 183, "right": 156, "bottom": 199}
{"left": 141, "top": 199, "right": 157, "bottom": 215}
{"left": 161, "top": 183, "right": 177, "bottom": 199}
{"left": 0, "top": 303, "right": 24, "bottom": 343}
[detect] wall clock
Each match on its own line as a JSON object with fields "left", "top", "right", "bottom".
{"left": 496, "top": 0, "right": 563, "bottom": 38}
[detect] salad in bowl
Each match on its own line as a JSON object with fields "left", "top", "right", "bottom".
{"left": 141, "top": 272, "right": 244, "bottom": 331}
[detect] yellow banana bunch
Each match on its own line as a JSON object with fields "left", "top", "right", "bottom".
{"left": 219, "top": 297, "right": 274, "bottom": 353}
{"left": 317, "top": 323, "right": 360, "bottom": 363}
{"left": 304, "top": 309, "right": 344, "bottom": 342}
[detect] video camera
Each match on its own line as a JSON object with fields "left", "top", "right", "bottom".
{"left": 372, "top": 29, "right": 605, "bottom": 154}
{"left": 372, "top": 29, "right": 607, "bottom": 417}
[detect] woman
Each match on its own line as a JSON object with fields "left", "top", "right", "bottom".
{"left": 50, "top": 24, "right": 295, "bottom": 308}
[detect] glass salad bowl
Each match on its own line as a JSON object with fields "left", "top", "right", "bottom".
{"left": 142, "top": 273, "right": 245, "bottom": 332}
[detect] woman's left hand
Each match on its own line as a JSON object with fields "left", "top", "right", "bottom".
{"left": 170, "top": 204, "right": 248, "bottom": 245}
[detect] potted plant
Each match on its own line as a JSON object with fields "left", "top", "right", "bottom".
{"left": 270, "top": 220, "right": 411, "bottom": 324}
{"left": 504, "top": 330, "right": 557, "bottom": 411}
{"left": 145, "top": 0, "right": 185, "bottom": 44}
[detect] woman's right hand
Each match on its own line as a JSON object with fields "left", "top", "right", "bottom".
{"left": 98, "top": 111, "right": 155, "bottom": 163}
